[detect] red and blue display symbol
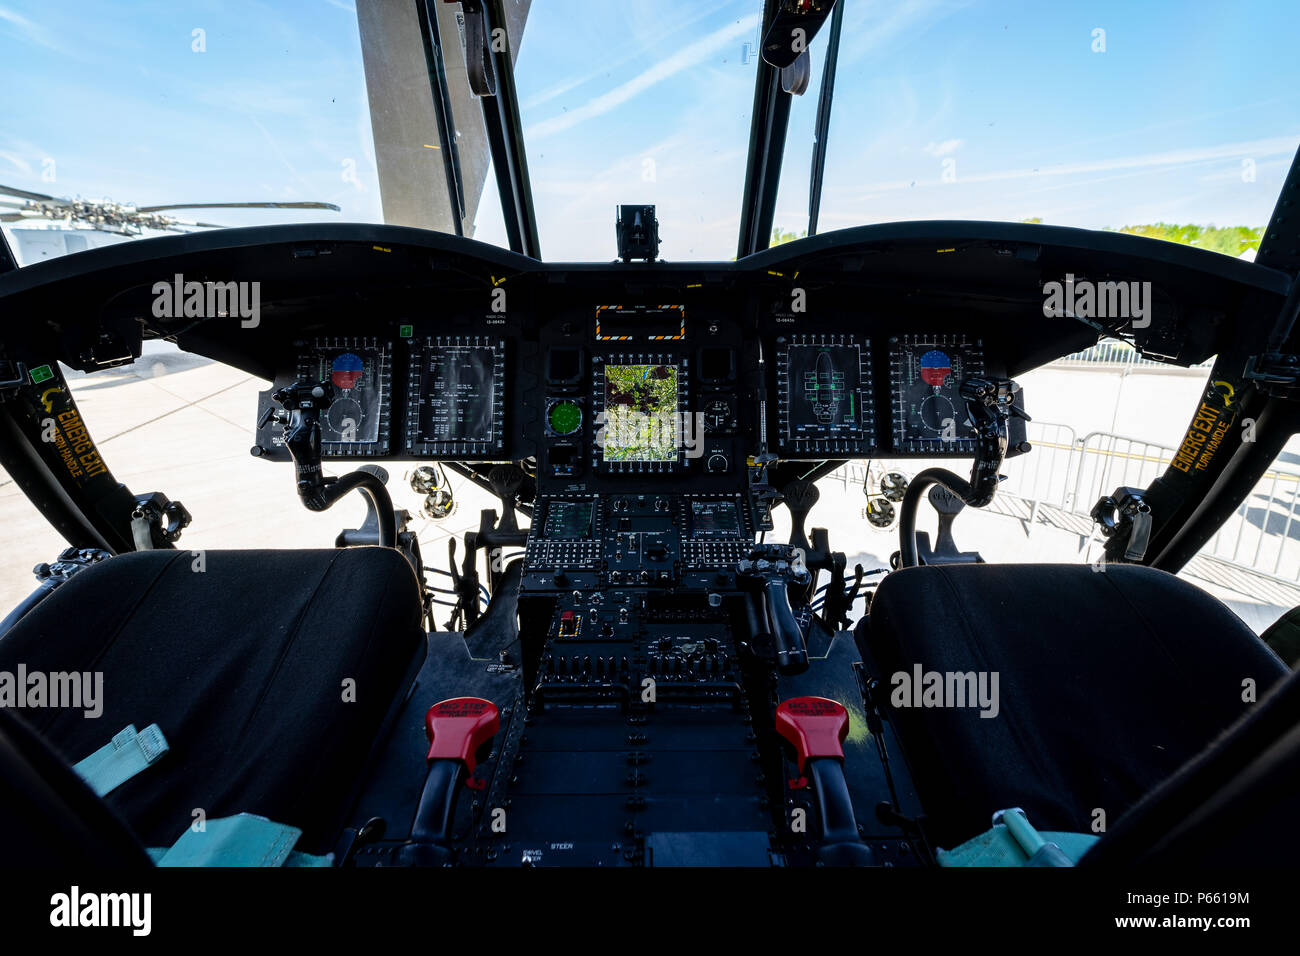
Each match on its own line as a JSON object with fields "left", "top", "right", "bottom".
{"left": 330, "top": 352, "right": 364, "bottom": 390}
{"left": 919, "top": 349, "right": 952, "bottom": 387}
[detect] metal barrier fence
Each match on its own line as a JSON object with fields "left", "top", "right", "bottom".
{"left": 1201, "top": 466, "right": 1300, "bottom": 584}
{"left": 1001, "top": 423, "right": 1300, "bottom": 601}
{"left": 1050, "top": 340, "right": 1215, "bottom": 369}
{"left": 999, "top": 422, "right": 1079, "bottom": 518}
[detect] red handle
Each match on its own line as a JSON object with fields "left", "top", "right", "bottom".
{"left": 425, "top": 697, "right": 500, "bottom": 773}
{"left": 775, "top": 697, "right": 848, "bottom": 772}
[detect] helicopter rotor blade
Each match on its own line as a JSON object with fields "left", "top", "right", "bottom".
{"left": 134, "top": 201, "right": 341, "bottom": 213}
{"left": 0, "top": 184, "right": 66, "bottom": 203}
{"left": 154, "top": 217, "right": 228, "bottom": 230}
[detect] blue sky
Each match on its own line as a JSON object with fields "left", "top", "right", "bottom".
{"left": 3, "top": 0, "right": 1298, "bottom": 261}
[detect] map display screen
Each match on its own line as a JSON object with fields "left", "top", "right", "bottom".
{"left": 600, "top": 364, "right": 678, "bottom": 462}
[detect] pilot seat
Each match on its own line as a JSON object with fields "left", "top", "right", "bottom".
{"left": 860, "top": 562, "right": 1291, "bottom": 857}
{"left": 0, "top": 547, "right": 424, "bottom": 863}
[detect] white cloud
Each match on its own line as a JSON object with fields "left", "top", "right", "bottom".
{"left": 852, "top": 134, "right": 1300, "bottom": 199}
{"left": 520, "top": 2, "right": 728, "bottom": 112}
{"left": 0, "top": 4, "right": 75, "bottom": 55}
{"left": 0, "top": 151, "right": 33, "bottom": 177}
{"left": 922, "top": 138, "right": 963, "bottom": 157}
{"left": 526, "top": 13, "right": 761, "bottom": 141}
{"left": 840, "top": 0, "right": 973, "bottom": 65}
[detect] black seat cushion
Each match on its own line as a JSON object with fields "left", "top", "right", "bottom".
{"left": 1082, "top": 664, "right": 1300, "bottom": 865}
{"left": 0, "top": 548, "right": 423, "bottom": 855}
{"left": 863, "top": 563, "right": 1287, "bottom": 848}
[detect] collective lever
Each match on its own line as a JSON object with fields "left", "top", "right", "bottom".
{"left": 401, "top": 697, "right": 500, "bottom": 866}
{"left": 737, "top": 544, "right": 811, "bottom": 674}
{"left": 775, "top": 697, "right": 874, "bottom": 866}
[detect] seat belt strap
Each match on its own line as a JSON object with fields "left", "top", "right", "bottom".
{"left": 937, "top": 808, "right": 1099, "bottom": 867}
{"left": 71, "top": 723, "right": 169, "bottom": 797}
{"left": 153, "top": 813, "right": 332, "bottom": 867}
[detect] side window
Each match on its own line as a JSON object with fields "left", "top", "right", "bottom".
{"left": 998, "top": 342, "right": 1209, "bottom": 555}
{"left": 842, "top": 341, "right": 1292, "bottom": 632}
{"left": 0, "top": 342, "right": 311, "bottom": 612}
{"left": 806, "top": 342, "right": 1218, "bottom": 617}
{"left": 1181, "top": 440, "right": 1300, "bottom": 633}
{"left": 0, "top": 341, "right": 495, "bottom": 621}
{"left": 0, "top": 448, "right": 69, "bottom": 614}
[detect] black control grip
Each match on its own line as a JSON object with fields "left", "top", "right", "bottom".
{"left": 808, "top": 758, "right": 875, "bottom": 866}
{"left": 763, "top": 578, "right": 809, "bottom": 674}
{"left": 410, "top": 759, "right": 463, "bottom": 845}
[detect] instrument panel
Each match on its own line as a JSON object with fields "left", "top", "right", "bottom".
{"left": 252, "top": 298, "right": 1026, "bottom": 467}
{"left": 522, "top": 490, "right": 757, "bottom": 591}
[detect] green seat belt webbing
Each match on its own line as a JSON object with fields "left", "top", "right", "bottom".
{"left": 71, "top": 726, "right": 329, "bottom": 866}
{"left": 937, "top": 808, "right": 1100, "bottom": 867}
{"left": 71, "top": 723, "right": 169, "bottom": 797}
{"left": 152, "top": 814, "right": 332, "bottom": 867}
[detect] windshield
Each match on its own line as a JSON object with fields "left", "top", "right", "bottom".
{"left": 0, "top": 0, "right": 379, "bottom": 264}
{"left": 2, "top": 0, "right": 1298, "bottom": 265}
{"left": 480, "top": 0, "right": 761, "bottom": 259}
{"left": 772, "top": 0, "right": 1300, "bottom": 257}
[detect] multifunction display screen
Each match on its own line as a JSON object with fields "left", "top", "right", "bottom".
{"left": 545, "top": 501, "right": 596, "bottom": 539}
{"left": 689, "top": 500, "right": 742, "bottom": 538}
{"left": 600, "top": 364, "right": 679, "bottom": 463}
{"left": 408, "top": 337, "right": 505, "bottom": 457}
{"left": 891, "top": 335, "right": 984, "bottom": 453}
{"left": 776, "top": 334, "right": 874, "bottom": 456}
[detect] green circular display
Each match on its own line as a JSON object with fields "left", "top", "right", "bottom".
{"left": 548, "top": 400, "right": 582, "bottom": 436}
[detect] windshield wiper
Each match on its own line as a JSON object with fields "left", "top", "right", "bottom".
{"left": 737, "top": 0, "right": 842, "bottom": 257}
{"left": 807, "top": 0, "right": 845, "bottom": 237}
{"left": 416, "top": 0, "right": 468, "bottom": 235}
{"left": 469, "top": 0, "right": 541, "bottom": 258}
{"left": 736, "top": 16, "right": 793, "bottom": 257}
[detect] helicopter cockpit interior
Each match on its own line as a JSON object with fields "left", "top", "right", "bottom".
{"left": 1, "top": 0, "right": 1299, "bottom": 884}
